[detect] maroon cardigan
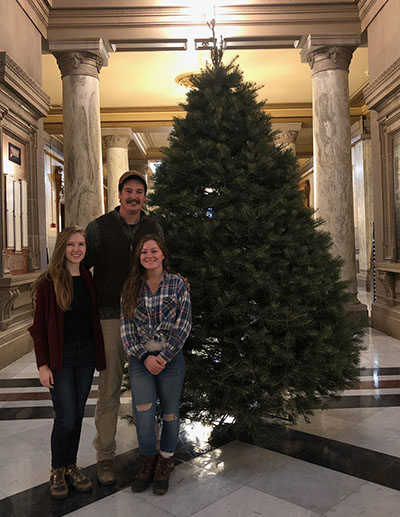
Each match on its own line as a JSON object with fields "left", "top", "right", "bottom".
{"left": 29, "top": 264, "right": 106, "bottom": 373}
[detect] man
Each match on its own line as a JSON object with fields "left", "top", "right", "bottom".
{"left": 85, "top": 170, "right": 163, "bottom": 485}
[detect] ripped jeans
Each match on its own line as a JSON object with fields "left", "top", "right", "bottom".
{"left": 129, "top": 351, "right": 185, "bottom": 457}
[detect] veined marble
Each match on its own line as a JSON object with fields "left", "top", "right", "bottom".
{"left": 63, "top": 74, "right": 105, "bottom": 228}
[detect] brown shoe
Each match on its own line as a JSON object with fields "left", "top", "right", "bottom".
{"left": 65, "top": 464, "right": 92, "bottom": 492}
{"left": 153, "top": 454, "right": 175, "bottom": 495}
{"left": 50, "top": 467, "right": 68, "bottom": 499}
{"left": 97, "top": 459, "right": 116, "bottom": 486}
{"left": 131, "top": 455, "right": 157, "bottom": 493}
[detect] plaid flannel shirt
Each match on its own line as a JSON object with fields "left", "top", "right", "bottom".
{"left": 120, "top": 271, "right": 191, "bottom": 362}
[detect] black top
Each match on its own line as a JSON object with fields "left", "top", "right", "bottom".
{"left": 85, "top": 208, "right": 161, "bottom": 318}
{"left": 64, "top": 276, "right": 94, "bottom": 344}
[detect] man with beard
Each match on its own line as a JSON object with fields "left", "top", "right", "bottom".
{"left": 85, "top": 170, "right": 163, "bottom": 486}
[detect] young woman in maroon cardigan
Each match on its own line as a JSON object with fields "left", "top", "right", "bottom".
{"left": 29, "top": 226, "right": 106, "bottom": 500}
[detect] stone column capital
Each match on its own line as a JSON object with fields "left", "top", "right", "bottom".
{"left": 273, "top": 130, "right": 298, "bottom": 146}
{"left": 102, "top": 128, "right": 133, "bottom": 149}
{"left": 300, "top": 35, "right": 361, "bottom": 74}
{"left": 49, "top": 38, "right": 109, "bottom": 79}
{"left": 272, "top": 123, "right": 302, "bottom": 153}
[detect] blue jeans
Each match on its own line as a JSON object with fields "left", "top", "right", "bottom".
{"left": 50, "top": 338, "right": 96, "bottom": 468}
{"left": 129, "top": 351, "right": 185, "bottom": 457}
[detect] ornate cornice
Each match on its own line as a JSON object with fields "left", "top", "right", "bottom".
{"left": 364, "top": 57, "right": 400, "bottom": 110}
{"left": 49, "top": 3, "right": 360, "bottom": 20}
{"left": 47, "top": 2, "right": 361, "bottom": 40}
{"left": 357, "top": 0, "right": 389, "bottom": 32}
{"left": 16, "top": 0, "right": 51, "bottom": 38}
{"left": 0, "top": 52, "right": 50, "bottom": 118}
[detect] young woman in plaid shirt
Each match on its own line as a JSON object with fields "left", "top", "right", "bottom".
{"left": 120, "top": 234, "right": 191, "bottom": 495}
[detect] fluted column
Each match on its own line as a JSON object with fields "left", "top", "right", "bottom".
{"left": 50, "top": 39, "right": 109, "bottom": 228}
{"left": 102, "top": 128, "right": 133, "bottom": 211}
{"left": 301, "top": 35, "right": 361, "bottom": 298}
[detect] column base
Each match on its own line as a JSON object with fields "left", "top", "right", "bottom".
{"left": 371, "top": 302, "right": 400, "bottom": 340}
{"left": 0, "top": 321, "right": 33, "bottom": 370}
{"left": 346, "top": 297, "right": 369, "bottom": 327}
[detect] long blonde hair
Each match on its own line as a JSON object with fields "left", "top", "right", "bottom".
{"left": 121, "top": 234, "right": 170, "bottom": 319}
{"left": 32, "top": 226, "right": 86, "bottom": 311}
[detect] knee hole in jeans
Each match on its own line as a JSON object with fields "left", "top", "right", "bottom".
{"left": 163, "top": 413, "right": 177, "bottom": 421}
{"left": 136, "top": 403, "right": 152, "bottom": 412}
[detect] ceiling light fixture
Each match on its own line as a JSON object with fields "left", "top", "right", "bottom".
{"left": 175, "top": 72, "right": 199, "bottom": 89}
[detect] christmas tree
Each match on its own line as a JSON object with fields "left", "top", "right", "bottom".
{"left": 149, "top": 26, "right": 364, "bottom": 436}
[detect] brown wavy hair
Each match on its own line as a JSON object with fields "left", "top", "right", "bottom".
{"left": 32, "top": 226, "right": 86, "bottom": 311}
{"left": 121, "top": 234, "right": 171, "bottom": 319}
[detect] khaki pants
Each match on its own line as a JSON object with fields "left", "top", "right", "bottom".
{"left": 93, "top": 319, "right": 127, "bottom": 462}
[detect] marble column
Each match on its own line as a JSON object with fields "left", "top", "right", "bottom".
{"left": 351, "top": 118, "right": 373, "bottom": 291}
{"left": 50, "top": 39, "right": 109, "bottom": 228}
{"left": 102, "top": 128, "right": 133, "bottom": 211}
{"left": 301, "top": 35, "right": 361, "bottom": 299}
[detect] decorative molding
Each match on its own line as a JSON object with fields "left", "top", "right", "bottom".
{"left": 48, "top": 3, "right": 360, "bottom": 23}
{"left": 357, "top": 0, "right": 389, "bottom": 32}
{"left": 378, "top": 270, "right": 395, "bottom": 306}
{"left": 0, "top": 288, "right": 19, "bottom": 330}
{"left": 306, "top": 46, "right": 354, "bottom": 73}
{"left": 102, "top": 130, "right": 133, "bottom": 149}
{"left": 300, "top": 35, "right": 360, "bottom": 74}
{"left": 0, "top": 52, "right": 50, "bottom": 119}
{"left": 16, "top": 0, "right": 51, "bottom": 38}
{"left": 273, "top": 130, "right": 299, "bottom": 145}
{"left": 55, "top": 51, "right": 104, "bottom": 79}
{"left": 44, "top": 103, "right": 317, "bottom": 136}
{"left": 47, "top": 3, "right": 361, "bottom": 41}
{"left": 364, "top": 57, "right": 400, "bottom": 110}
{"left": 103, "top": 134, "right": 131, "bottom": 149}
{"left": 49, "top": 38, "right": 109, "bottom": 77}
{"left": 110, "top": 39, "right": 187, "bottom": 52}
{"left": 299, "top": 158, "right": 314, "bottom": 176}
{"left": 0, "top": 102, "right": 8, "bottom": 120}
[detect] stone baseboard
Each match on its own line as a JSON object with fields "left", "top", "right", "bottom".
{"left": 0, "top": 321, "right": 33, "bottom": 370}
{"left": 371, "top": 302, "right": 400, "bottom": 340}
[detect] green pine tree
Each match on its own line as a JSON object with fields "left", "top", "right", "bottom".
{"left": 149, "top": 34, "right": 364, "bottom": 437}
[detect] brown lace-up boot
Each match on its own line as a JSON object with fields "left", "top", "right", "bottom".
{"left": 97, "top": 459, "right": 116, "bottom": 486}
{"left": 153, "top": 454, "right": 175, "bottom": 495}
{"left": 65, "top": 464, "right": 93, "bottom": 492}
{"left": 50, "top": 467, "right": 68, "bottom": 499}
{"left": 131, "top": 455, "right": 157, "bottom": 492}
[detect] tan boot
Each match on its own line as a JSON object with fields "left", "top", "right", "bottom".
{"left": 97, "top": 459, "right": 116, "bottom": 486}
{"left": 50, "top": 467, "right": 68, "bottom": 499}
{"left": 65, "top": 464, "right": 92, "bottom": 492}
{"left": 153, "top": 454, "right": 175, "bottom": 495}
{"left": 131, "top": 455, "right": 157, "bottom": 492}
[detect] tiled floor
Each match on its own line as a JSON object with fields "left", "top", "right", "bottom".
{"left": 2, "top": 306, "right": 400, "bottom": 515}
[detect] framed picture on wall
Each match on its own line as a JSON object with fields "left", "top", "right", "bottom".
{"left": 8, "top": 142, "right": 21, "bottom": 165}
